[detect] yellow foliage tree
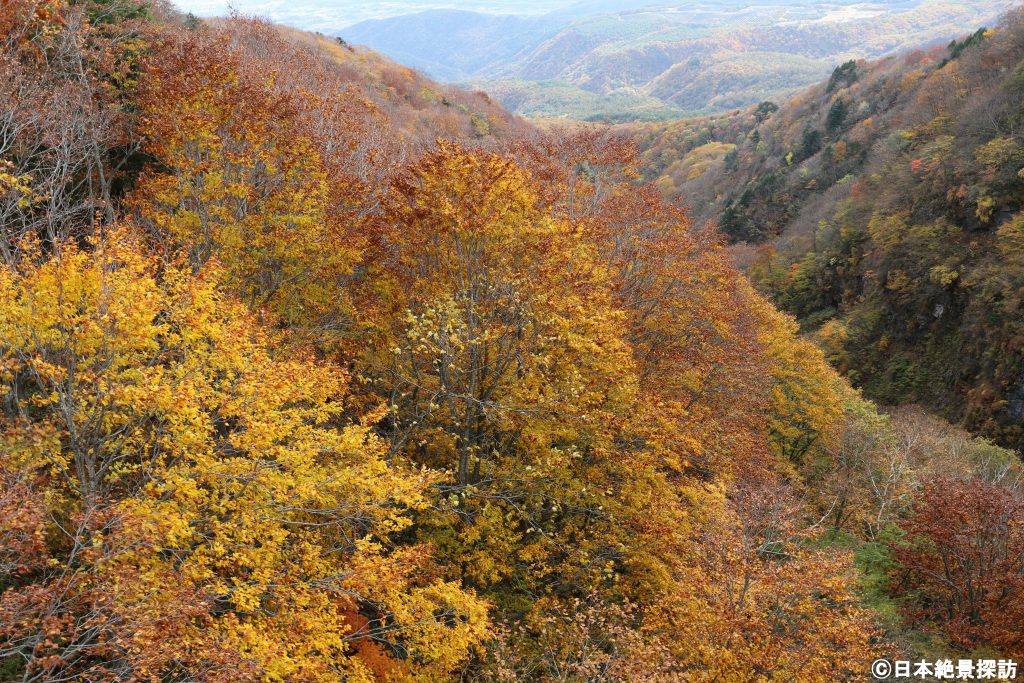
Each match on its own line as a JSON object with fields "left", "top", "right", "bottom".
{"left": 0, "top": 229, "right": 488, "bottom": 682}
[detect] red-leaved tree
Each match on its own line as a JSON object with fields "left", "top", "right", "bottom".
{"left": 893, "top": 478, "right": 1024, "bottom": 658}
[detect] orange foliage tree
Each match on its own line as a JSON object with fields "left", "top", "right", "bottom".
{"left": 132, "top": 20, "right": 375, "bottom": 339}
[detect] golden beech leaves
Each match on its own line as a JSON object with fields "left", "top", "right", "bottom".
{"left": 756, "top": 295, "right": 845, "bottom": 470}
{"left": 370, "top": 142, "right": 637, "bottom": 483}
{"left": 0, "top": 229, "right": 488, "bottom": 681}
{"left": 361, "top": 143, "right": 672, "bottom": 612}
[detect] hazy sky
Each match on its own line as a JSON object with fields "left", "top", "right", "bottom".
{"left": 170, "top": 0, "right": 578, "bottom": 29}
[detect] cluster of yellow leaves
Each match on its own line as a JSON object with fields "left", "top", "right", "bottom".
{"left": 757, "top": 296, "right": 846, "bottom": 471}
{"left": 0, "top": 229, "right": 488, "bottom": 681}
{"left": 0, "top": 160, "right": 41, "bottom": 209}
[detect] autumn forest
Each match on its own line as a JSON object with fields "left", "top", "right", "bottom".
{"left": 1, "top": 1, "right": 1022, "bottom": 681}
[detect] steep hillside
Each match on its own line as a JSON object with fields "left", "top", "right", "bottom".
{"left": 258, "top": 23, "right": 532, "bottom": 150}
{"left": 636, "top": 10, "right": 1024, "bottom": 450}
{"left": 341, "top": 0, "right": 1015, "bottom": 121}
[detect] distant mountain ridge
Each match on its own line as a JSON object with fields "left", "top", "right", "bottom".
{"left": 340, "top": 0, "right": 1018, "bottom": 121}
{"left": 338, "top": 10, "right": 557, "bottom": 81}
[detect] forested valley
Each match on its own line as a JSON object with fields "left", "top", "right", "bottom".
{"left": 0, "top": 2, "right": 1022, "bottom": 681}
{"left": 632, "top": 10, "right": 1024, "bottom": 453}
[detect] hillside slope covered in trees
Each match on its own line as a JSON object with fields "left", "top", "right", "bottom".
{"left": 635, "top": 10, "right": 1024, "bottom": 453}
{"left": 1, "top": 1, "right": 1022, "bottom": 681}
